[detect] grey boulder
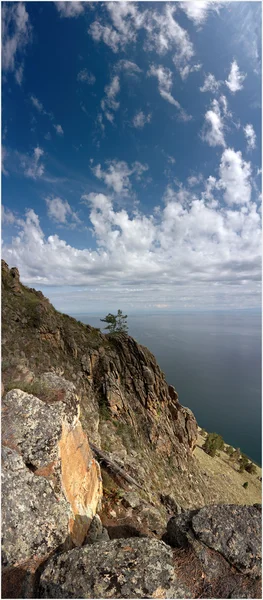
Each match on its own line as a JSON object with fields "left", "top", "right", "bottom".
{"left": 39, "top": 537, "right": 192, "bottom": 598}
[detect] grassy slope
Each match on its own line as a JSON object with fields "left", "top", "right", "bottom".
{"left": 194, "top": 429, "right": 262, "bottom": 505}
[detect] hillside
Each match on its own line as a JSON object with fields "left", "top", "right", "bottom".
{"left": 1, "top": 260, "right": 262, "bottom": 598}
{"left": 2, "top": 259, "right": 261, "bottom": 509}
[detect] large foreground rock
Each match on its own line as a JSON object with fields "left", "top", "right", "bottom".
{"left": 165, "top": 504, "right": 262, "bottom": 598}
{"left": 166, "top": 504, "right": 261, "bottom": 576}
{"left": 39, "top": 537, "right": 192, "bottom": 599}
{"left": 1, "top": 377, "right": 102, "bottom": 598}
{"left": 192, "top": 504, "right": 261, "bottom": 576}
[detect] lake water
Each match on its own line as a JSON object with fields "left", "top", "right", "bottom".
{"left": 71, "top": 311, "right": 262, "bottom": 465}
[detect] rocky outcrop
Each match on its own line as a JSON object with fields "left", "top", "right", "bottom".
{"left": 165, "top": 504, "right": 262, "bottom": 598}
{"left": 39, "top": 537, "right": 192, "bottom": 599}
{"left": 2, "top": 259, "right": 199, "bottom": 510}
{"left": 1, "top": 377, "right": 102, "bottom": 598}
{"left": 91, "top": 334, "right": 198, "bottom": 462}
{"left": 191, "top": 505, "right": 261, "bottom": 576}
{"left": 36, "top": 504, "right": 262, "bottom": 599}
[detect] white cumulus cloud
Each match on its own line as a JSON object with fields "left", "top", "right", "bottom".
{"left": 22, "top": 147, "right": 45, "bottom": 180}
{"left": 91, "top": 160, "right": 148, "bottom": 196}
{"left": 202, "top": 99, "right": 226, "bottom": 147}
{"left": 55, "top": 2, "right": 86, "bottom": 18}
{"left": 2, "top": 2, "right": 31, "bottom": 85}
{"left": 77, "top": 69, "right": 96, "bottom": 84}
{"left": 101, "top": 75, "right": 120, "bottom": 123}
{"left": 30, "top": 95, "right": 45, "bottom": 113}
{"left": 53, "top": 124, "right": 64, "bottom": 136}
{"left": 132, "top": 111, "right": 152, "bottom": 129}
{"left": 225, "top": 60, "right": 247, "bottom": 93}
{"left": 2, "top": 205, "right": 16, "bottom": 225}
{"left": 147, "top": 64, "right": 191, "bottom": 121}
{"left": 2, "top": 169, "right": 261, "bottom": 311}
{"left": 46, "top": 197, "right": 80, "bottom": 225}
{"left": 89, "top": 3, "right": 197, "bottom": 80}
{"left": 179, "top": 1, "right": 221, "bottom": 25}
{"left": 115, "top": 60, "right": 142, "bottom": 74}
{"left": 218, "top": 148, "right": 252, "bottom": 206}
{"left": 2, "top": 147, "right": 9, "bottom": 176}
{"left": 244, "top": 124, "right": 256, "bottom": 151}
{"left": 200, "top": 73, "right": 221, "bottom": 93}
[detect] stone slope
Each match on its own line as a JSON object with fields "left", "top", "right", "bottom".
{"left": 38, "top": 505, "right": 262, "bottom": 599}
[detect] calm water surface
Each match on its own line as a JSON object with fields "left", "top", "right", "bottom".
{"left": 72, "top": 311, "right": 261, "bottom": 465}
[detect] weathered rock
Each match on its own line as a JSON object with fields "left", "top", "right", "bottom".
{"left": 140, "top": 505, "right": 167, "bottom": 534}
{"left": 39, "top": 538, "right": 192, "bottom": 598}
{"left": 166, "top": 504, "right": 262, "bottom": 589}
{"left": 1, "top": 446, "right": 71, "bottom": 598}
{"left": 166, "top": 510, "right": 196, "bottom": 548}
{"left": 160, "top": 493, "right": 182, "bottom": 515}
{"left": 12, "top": 364, "right": 34, "bottom": 384}
{"left": 122, "top": 491, "right": 141, "bottom": 509}
{"left": 192, "top": 504, "right": 262, "bottom": 576}
{"left": 1, "top": 378, "right": 103, "bottom": 597}
{"left": 164, "top": 504, "right": 262, "bottom": 599}
{"left": 168, "top": 385, "right": 178, "bottom": 402}
{"left": 10, "top": 266, "right": 22, "bottom": 294}
{"left": 83, "top": 515, "right": 109, "bottom": 545}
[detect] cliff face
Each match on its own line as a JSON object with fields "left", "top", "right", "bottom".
{"left": 2, "top": 260, "right": 261, "bottom": 513}
{"left": 2, "top": 260, "right": 198, "bottom": 489}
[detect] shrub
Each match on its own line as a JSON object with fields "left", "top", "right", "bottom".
{"left": 203, "top": 432, "right": 224, "bottom": 457}
{"left": 98, "top": 396, "right": 111, "bottom": 421}
{"left": 239, "top": 454, "right": 250, "bottom": 473}
{"left": 243, "top": 481, "right": 249, "bottom": 489}
{"left": 231, "top": 448, "right": 241, "bottom": 462}
{"left": 225, "top": 445, "right": 235, "bottom": 457}
{"left": 245, "top": 462, "right": 257, "bottom": 475}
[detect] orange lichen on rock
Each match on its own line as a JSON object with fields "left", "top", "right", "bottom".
{"left": 59, "top": 419, "right": 103, "bottom": 545}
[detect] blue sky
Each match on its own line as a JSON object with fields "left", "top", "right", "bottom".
{"left": 2, "top": 1, "right": 262, "bottom": 314}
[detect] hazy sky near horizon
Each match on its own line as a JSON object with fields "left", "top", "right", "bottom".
{"left": 2, "top": 1, "right": 262, "bottom": 314}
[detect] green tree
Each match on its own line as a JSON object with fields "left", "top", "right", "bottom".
{"left": 203, "top": 432, "right": 224, "bottom": 457}
{"left": 243, "top": 481, "right": 249, "bottom": 489}
{"left": 100, "top": 310, "right": 128, "bottom": 334}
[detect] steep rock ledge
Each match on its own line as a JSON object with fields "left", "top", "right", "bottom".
{"left": 1, "top": 376, "right": 102, "bottom": 598}
{"left": 2, "top": 260, "right": 197, "bottom": 479}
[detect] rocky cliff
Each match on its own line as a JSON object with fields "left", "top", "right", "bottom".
{"left": 2, "top": 260, "right": 199, "bottom": 501}
{"left": 1, "top": 260, "right": 262, "bottom": 598}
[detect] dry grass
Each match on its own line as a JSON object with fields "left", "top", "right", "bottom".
{"left": 194, "top": 430, "right": 262, "bottom": 506}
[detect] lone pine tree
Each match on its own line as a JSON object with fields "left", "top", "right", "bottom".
{"left": 100, "top": 310, "right": 128, "bottom": 334}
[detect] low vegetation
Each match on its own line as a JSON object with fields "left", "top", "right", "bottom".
{"left": 201, "top": 429, "right": 259, "bottom": 479}
{"left": 203, "top": 432, "right": 224, "bottom": 457}
{"left": 4, "top": 379, "right": 64, "bottom": 404}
